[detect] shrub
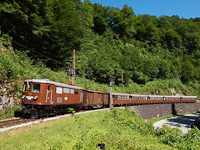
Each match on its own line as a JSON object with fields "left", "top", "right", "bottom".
{"left": 156, "top": 125, "right": 185, "bottom": 146}
{"left": 103, "top": 108, "right": 155, "bottom": 135}
{"left": 0, "top": 106, "right": 23, "bottom": 120}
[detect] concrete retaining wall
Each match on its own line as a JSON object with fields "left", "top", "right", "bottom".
{"left": 126, "top": 103, "right": 200, "bottom": 120}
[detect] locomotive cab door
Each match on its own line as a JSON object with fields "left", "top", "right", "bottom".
{"left": 46, "top": 85, "right": 53, "bottom": 104}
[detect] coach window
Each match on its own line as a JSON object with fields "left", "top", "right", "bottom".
{"left": 132, "top": 97, "right": 135, "bottom": 100}
{"left": 71, "top": 89, "right": 74, "bottom": 94}
{"left": 64, "top": 88, "right": 70, "bottom": 94}
{"left": 118, "top": 96, "right": 120, "bottom": 100}
{"left": 56, "top": 87, "right": 62, "bottom": 94}
{"left": 75, "top": 90, "right": 78, "bottom": 95}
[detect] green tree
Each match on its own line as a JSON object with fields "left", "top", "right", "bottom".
{"left": 181, "top": 59, "right": 195, "bottom": 82}
{"left": 92, "top": 3, "right": 110, "bottom": 34}
{"left": 164, "top": 29, "right": 182, "bottom": 50}
{"left": 109, "top": 4, "right": 137, "bottom": 38}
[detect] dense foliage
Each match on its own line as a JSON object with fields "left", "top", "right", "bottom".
{"left": 1, "top": 0, "right": 200, "bottom": 86}
{"left": 0, "top": 50, "right": 199, "bottom": 97}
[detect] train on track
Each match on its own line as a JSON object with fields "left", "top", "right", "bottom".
{"left": 21, "top": 79, "right": 197, "bottom": 118}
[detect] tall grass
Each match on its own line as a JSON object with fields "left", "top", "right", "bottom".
{"left": 0, "top": 108, "right": 170, "bottom": 149}
{"left": 1, "top": 108, "right": 200, "bottom": 149}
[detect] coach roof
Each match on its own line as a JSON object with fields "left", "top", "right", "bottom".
{"left": 24, "top": 79, "right": 83, "bottom": 90}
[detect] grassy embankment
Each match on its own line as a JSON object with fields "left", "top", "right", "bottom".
{"left": 1, "top": 108, "right": 200, "bottom": 150}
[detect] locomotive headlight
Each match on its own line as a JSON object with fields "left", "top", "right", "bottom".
{"left": 22, "top": 95, "right": 25, "bottom": 99}
{"left": 33, "top": 96, "right": 38, "bottom": 101}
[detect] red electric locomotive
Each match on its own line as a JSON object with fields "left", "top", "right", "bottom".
{"left": 22, "top": 79, "right": 83, "bottom": 118}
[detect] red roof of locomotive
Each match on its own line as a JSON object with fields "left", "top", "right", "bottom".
{"left": 24, "top": 79, "right": 83, "bottom": 90}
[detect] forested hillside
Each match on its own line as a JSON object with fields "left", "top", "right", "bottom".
{"left": 1, "top": 0, "right": 200, "bottom": 86}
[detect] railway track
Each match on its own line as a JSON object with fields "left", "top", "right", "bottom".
{"left": 0, "top": 110, "right": 85, "bottom": 129}
{"left": 0, "top": 108, "right": 113, "bottom": 133}
{"left": 0, "top": 108, "right": 102, "bottom": 132}
{"left": 0, "top": 118, "right": 37, "bottom": 128}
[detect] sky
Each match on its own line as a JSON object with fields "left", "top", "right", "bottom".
{"left": 89, "top": 0, "right": 200, "bottom": 19}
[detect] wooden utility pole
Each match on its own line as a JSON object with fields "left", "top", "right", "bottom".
{"left": 72, "top": 49, "right": 76, "bottom": 86}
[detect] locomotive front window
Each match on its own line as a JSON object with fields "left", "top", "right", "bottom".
{"left": 31, "top": 84, "right": 40, "bottom": 93}
{"left": 23, "top": 82, "right": 30, "bottom": 92}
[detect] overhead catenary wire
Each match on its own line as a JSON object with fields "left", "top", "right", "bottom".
{"left": 10, "top": 38, "right": 70, "bottom": 65}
